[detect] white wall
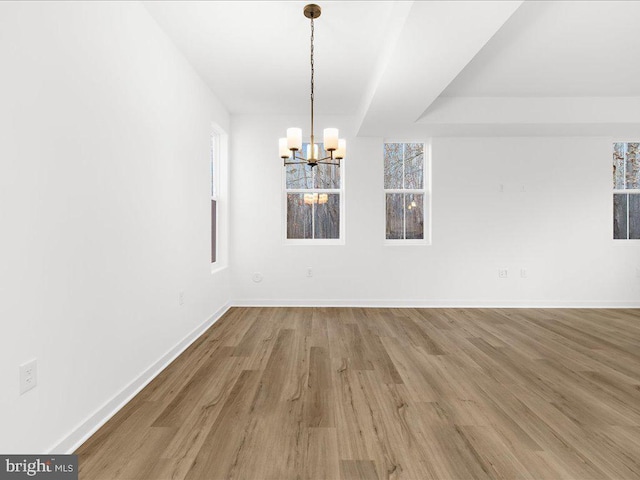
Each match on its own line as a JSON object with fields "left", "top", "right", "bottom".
{"left": 231, "top": 114, "right": 640, "bottom": 306}
{"left": 0, "top": 1, "right": 231, "bottom": 453}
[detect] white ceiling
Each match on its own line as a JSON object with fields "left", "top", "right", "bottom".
{"left": 143, "top": 1, "right": 398, "bottom": 115}
{"left": 441, "top": 0, "right": 640, "bottom": 97}
{"left": 144, "top": 0, "right": 640, "bottom": 136}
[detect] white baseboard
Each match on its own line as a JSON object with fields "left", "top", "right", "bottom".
{"left": 49, "top": 302, "right": 232, "bottom": 454}
{"left": 232, "top": 299, "right": 640, "bottom": 308}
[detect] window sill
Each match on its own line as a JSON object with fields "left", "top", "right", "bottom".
{"left": 211, "top": 263, "right": 228, "bottom": 274}
{"left": 384, "top": 239, "right": 430, "bottom": 246}
{"left": 284, "top": 239, "right": 345, "bottom": 246}
{"left": 612, "top": 239, "right": 640, "bottom": 245}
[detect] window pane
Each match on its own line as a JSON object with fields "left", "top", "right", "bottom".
{"left": 630, "top": 194, "right": 640, "bottom": 239}
{"left": 384, "top": 143, "right": 403, "bottom": 189}
{"left": 314, "top": 162, "right": 340, "bottom": 189}
{"left": 386, "top": 193, "right": 404, "bottom": 239}
{"left": 287, "top": 193, "right": 312, "bottom": 239}
{"left": 404, "top": 143, "right": 424, "bottom": 189}
{"left": 314, "top": 193, "right": 340, "bottom": 239}
{"left": 405, "top": 193, "right": 424, "bottom": 239}
{"left": 626, "top": 143, "right": 640, "bottom": 189}
{"left": 613, "top": 142, "right": 626, "bottom": 189}
{"left": 614, "top": 194, "right": 628, "bottom": 239}
{"left": 211, "top": 135, "right": 217, "bottom": 197}
{"left": 309, "top": 143, "right": 329, "bottom": 188}
{"left": 211, "top": 199, "right": 217, "bottom": 263}
{"left": 286, "top": 164, "right": 313, "bottom": 189}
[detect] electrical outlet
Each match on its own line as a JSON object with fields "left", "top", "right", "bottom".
{"left": 252, "top": 273, "right": 263, "bottom": 283}
{"left": 520, "top": 268, "right": 528, "bottom": 278}
{"left": 306, "top": 267, "right": 313, "bottom": 278}
{"left": 498, "top": 268, "right": 508, "bottom": 279}
{"left": 178, "top": 291, "right": 185, "bottom": 306}
{"left": 20, "top": 359, "right": 37, "bottom": 395}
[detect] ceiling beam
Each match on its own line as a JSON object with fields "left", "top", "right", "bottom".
{"left": 355, "top": 0, "right": 524, "bottom": 137}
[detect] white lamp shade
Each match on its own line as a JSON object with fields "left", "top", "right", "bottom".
{"left": 279, "top": 138, "right": 290, "bottom": 158}
{"left": 323, "top": 128, "right": 339, "bottom": 151}
{"left": 287, "top": 128, "right": 302, "bottom": 151}
{"left": 334, "top": 139, "right": 346, "bottom": 159}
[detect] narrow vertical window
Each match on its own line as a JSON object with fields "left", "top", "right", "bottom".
{"left": 384, "top": 142, "right": 430, "bottom": 244}
{"left": 211, "top": 132, "right": 219, "bottom": 263}
{"left": 613, "top": 142, "right": 640, "bottom": 240}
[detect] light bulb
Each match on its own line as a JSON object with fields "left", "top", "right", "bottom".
{"left": 306, "top": 143, "right": 319, "bottom": 160}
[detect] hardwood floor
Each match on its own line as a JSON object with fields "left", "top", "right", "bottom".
{"left": 76, "top": 307, "right": 640, "bottom": 479}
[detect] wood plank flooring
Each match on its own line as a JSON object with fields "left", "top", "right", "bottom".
{"left": 76, "top": 307, "right": 640, "bottom": 479}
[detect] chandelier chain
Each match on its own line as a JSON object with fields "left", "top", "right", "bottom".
{"left": 310, "top": 16, "right": 315, "bottom": 144}
{"left": 281, "top": 5, "right": 344, "bottom": 168}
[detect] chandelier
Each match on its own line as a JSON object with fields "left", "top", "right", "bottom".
{"left": 279, "top": 4, "right": 345, "bottom": 168}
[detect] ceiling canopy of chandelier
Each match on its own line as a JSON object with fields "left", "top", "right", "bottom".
{"left": 279, "top": 4, "right": 345, "bottom": 168}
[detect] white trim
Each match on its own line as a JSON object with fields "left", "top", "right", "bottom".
{"left": 211, "top": 123, "right": 229, "bottom": 271}
{"left": 612, "top": 138, "right": 640, "bottom": 143}
{"left": 210, "top": 128, "right": 220, "bottom": 265}
{"left": 613, "top": 239, "right": 640, "bottom": 245}
{"left": 384, "top": 189, "right": 426, "bottom": 194}
{"left": 48, "top": 302, "right": 232, "bottom": 454}
{"left": 285, "top": 239, "right": 345, "bottom": 246}
{"left": 210, "top": 264, "right": 229, "bottom": 274}
{"left": 612, "top": 141, "right": 639, "bottom": 241}
{"left": 384, "top": 239, "right": 428, "bottom": 246}
{"left": 613, "top": 189, "right": 640, "bottom": 194}
{"left": 286, "top": 189, "right": 341, "bottom": 194}
{"left": 231, "top": 299, "right": 640, "bottom": 308}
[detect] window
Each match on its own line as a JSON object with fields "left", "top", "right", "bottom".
{"left": 384, "top": 142, "right": 430, "bottom": 243}
{"left": 284, "top": 143, "right": 343, "bottom": 243}
{"left": 613, "top": 142, "right": 640, "bottom": 240}
{"left": 210, "top": 125, "right": 228, "bottom": 270}
{"left": 211, "top": 133, "right": 218, "bottom": 263}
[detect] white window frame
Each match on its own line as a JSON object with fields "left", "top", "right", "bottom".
{"left": 283, "top": 142, "right": 345, "bottom": 245}
{"left": 211, "top": 124, "right": 229, "bottom": 272}
{"left": 383, "top": 141, "right": 431, "bottom": 246}
{"left": 612, "top": 139, "right": 640, "bottom": 244}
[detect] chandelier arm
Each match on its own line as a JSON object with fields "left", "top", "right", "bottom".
{"left": 292, "top": 151, "right": 309, "bottom": 162}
